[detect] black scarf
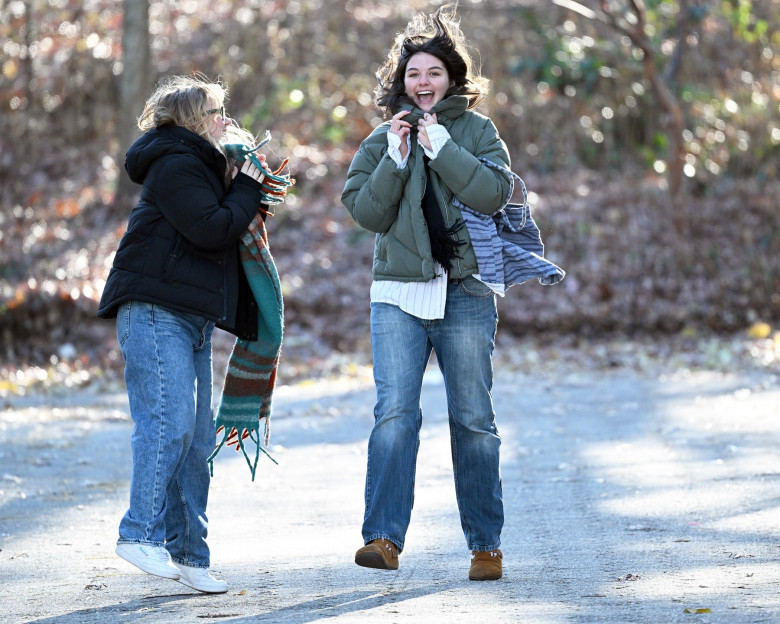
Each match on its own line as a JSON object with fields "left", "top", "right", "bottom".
{"left": 422, "top": 157, "right": 465, "bottom": 272}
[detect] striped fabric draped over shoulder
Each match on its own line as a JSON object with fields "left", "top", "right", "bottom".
{"left": 453, "top": 159, "right": 565, "bottom": 296}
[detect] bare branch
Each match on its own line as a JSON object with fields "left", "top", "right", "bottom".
{"left": 550, "top": 0, "right": 599, "bottom": 20}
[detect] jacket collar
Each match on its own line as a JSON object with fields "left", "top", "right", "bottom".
{"left": 399, "top": 95, "right": 469, "bottom": 125}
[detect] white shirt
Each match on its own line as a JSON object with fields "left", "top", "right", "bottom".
{"left": 373, "top": 125, "right": 452, "bottom": 319}
{"left": 370, "top": 263, "right": 449, "bottom": 320}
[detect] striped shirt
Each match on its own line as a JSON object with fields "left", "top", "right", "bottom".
{"left": 370, "top": 263, "right": 448, "bottom": 320}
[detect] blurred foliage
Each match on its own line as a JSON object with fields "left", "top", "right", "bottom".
{"left": 2, "top": 1, "right": 777, "bottom": 192}
{"left": 484, "top": 0, "right": 780, "bottom": 181}
{"left": 0, "top": 0, "right": 779, "bottom": 375}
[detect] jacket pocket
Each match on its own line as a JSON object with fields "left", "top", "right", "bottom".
{"left": 161, "top": 238, "right": 184, "bottom": 282}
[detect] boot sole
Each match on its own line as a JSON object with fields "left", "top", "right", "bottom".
{"left": 355, "top": 552, "right": 398, "bottom": 570}
{"left": 469, "top": 572, "right": 502, "bottom": 581}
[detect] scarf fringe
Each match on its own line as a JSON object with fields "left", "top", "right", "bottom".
{"left": 224, "top": 135, "right": 295, "bottom": 206}
{"left": 208, "top": 423, "right": 278, "bottom": 482}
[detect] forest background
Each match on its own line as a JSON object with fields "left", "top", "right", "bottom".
{"left": 1, "top": 0, "right": 779, "bottom": 392}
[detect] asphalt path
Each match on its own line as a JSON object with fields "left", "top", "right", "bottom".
{"left": 1, "top": 361, "right": 779, "bottom": 623}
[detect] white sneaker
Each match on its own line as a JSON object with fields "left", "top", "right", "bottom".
{"left": 173, "top": 562, "right": 228, "bottom": 593}
{"left": 115, "top": 543, "right": 181, "bottom": 580}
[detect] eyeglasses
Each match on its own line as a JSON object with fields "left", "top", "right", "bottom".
{"left": 205, "top": 105, "right": 226, "bottom": 118}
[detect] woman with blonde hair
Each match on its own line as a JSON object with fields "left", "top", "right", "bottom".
{"left": 98, "top": 74, "right": 271, "bottom": 593}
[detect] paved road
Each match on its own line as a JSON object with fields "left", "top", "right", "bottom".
{"left": 1, "top": 364, "right": 779, "bottom": 623}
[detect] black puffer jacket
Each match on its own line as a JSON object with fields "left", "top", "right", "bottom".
{"left": 98, "top": 124, "right": 264, "bottom": 340}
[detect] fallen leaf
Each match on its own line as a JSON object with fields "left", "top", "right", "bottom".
{"left": 618, "top": 573, "right": 640, "bottom": 581}
{"left": 747, "top": 321, "right": 771, "bottom": 339}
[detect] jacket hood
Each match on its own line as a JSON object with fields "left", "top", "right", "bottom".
{"left": 125, "top": 124, "right": 226, "bottom": 184}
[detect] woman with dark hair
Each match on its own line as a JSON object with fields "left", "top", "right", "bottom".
{"left": 342, "top": 7, "right": 510, "bottom": 581}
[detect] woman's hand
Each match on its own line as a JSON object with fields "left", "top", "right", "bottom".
{"left": 232, "top": 151, "right": 270, "bottom": 183}
{"left": 416, "top": 112, "right": 438, "bottom": 152}
{"left": 389, "top": 110, "right": 413, "bottom": 159}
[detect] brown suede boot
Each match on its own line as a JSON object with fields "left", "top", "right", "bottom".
{"left": 354, "top": 538, "right": 399, "bottom": 570}
{"left": 469, "top": 549, "right": 503, "bottom": 580}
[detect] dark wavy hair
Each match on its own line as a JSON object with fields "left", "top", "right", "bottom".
{"left": 375, "top": 6, "right": 489, "bottom": 114}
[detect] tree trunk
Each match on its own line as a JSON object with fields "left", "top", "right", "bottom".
{"left": 639, "top": 36, "right": 685, "bottom": 198}
{"left": 601, "top": 0, "right": 688, "bottom": 198}
{"left": 113, "top": 0, "right": 151, "bottom": 212}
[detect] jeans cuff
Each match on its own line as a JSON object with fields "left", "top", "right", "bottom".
{"left": 364, "top": 533, "right": 404, "bottom": 553}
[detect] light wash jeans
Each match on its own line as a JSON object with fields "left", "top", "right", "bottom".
{"left": 116, "top": 301, "right": 215, "bottom": 568}
{"left": 363, "top": 276, "right": 503, "bottom": 552}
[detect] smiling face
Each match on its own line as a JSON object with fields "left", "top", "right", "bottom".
{"left": 403, "top": 52, "right": 453, "bottom": 113}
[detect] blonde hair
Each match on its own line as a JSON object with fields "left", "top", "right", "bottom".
{"left": 138, "top": 73, "right": 256, "bottom": 181}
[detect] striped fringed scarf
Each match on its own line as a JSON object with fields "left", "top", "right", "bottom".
{"left": 224, "top": 135, "right": 295, "bottom": 206}
{"left": 208, "top": 213, "right": 284, "bottom": 481}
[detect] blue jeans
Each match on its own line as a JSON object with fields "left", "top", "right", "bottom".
{"left": 116, "top": 301, "right": 216, "bottom": 568}
{"left": 363, "top": 277, "right": 503, "bottom": 552}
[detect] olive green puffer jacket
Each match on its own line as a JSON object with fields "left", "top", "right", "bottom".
{"left": 342, "top": 95, "right": 511, "bottom": 282}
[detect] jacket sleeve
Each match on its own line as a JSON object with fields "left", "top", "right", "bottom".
{"left": 153, "top": 154, "right": 262, "bottom": 251}
{"left": 341, "top": 128, "right": 411, "bottom": 233}
{"left": 428, "top": 115, "right": 511, "bottom": 216}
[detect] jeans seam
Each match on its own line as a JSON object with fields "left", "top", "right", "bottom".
{"left": 176, "top": 476, "right": 190, "bottom": 560}
{"left": 196, "top": 319, "right": 207, "bottom": 351}
{"left": 148, "top": 306, "right": 167, "bottom": 543}
{"left": 118, "top": 302, "right": 131, "bottom": 347}
{"left": 449, "top": 409, "right": 474, "bottom": 544}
